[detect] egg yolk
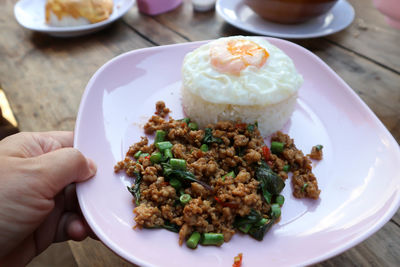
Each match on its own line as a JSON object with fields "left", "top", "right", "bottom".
{"left": 210, "top": 39, "right": 269, "bottom": 76}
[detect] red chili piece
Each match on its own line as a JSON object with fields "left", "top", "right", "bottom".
{"left": 232, "top": 253, "right": 243, "bottom": 267}
{"left": 262, "top": 146, "right": 270, "bottom": 161}
{"left": 235, "top": 123, "right": 247, "bottom": 129}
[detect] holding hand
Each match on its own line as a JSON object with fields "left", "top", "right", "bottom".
{"left": 0, "top": 131, "right": 96, "bottom": 266}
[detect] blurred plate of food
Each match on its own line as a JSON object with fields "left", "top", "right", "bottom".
{"left": 216, "top": 0, "right": 355, "bottom": 39}
{"left": 74, "top": 37, "right": 400, "bottom": 266}
{"left": 14, "top": 0, "right": 135, "bottom": 37}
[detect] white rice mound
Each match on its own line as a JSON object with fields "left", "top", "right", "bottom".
{"left": 182, "top": 87, "right": 297, "bottom": 137}
{"left": 181, "top": 36, "right": 302, "bottom": 137}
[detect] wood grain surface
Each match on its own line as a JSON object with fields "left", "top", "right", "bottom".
{"left": 1, "top": 0, "right": 399, "bottom": 266}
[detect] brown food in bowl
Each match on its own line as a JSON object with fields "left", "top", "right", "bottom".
{"left": 244, "top": 0, "right": 338, "bottom": 24}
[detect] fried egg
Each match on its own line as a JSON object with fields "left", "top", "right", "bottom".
{"left": 182, "top": 36, "right": 303, "bottom": 106}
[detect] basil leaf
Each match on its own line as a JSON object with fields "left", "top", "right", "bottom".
{"left": 234, "top": 209, "right": 276, "bottom": 241}
{"left": 159, "top": 221, "right": 180, "bottom": 233}
{"left": 256, "top": 161, "right": 285, "bottom": 203}
{"left": 203, "top": 128, "right": 222, "bottom": 145}
{"left": 161, "top": 162, "right": 212, "bottom": 190}
{"left": 233, "top": 209, "right": 262, "bottom": 228}
{"left": 248, "top": 219, "right": 275, "bottom": 241}
{"left": 146, "top": 221, "right": 181, "bottom": 233}
{"left": 127, "top": 171, "right": 142, "bottom": 205}
{"left": 247, "top": 124, "right": 255, "bottom": 132}
{"left": 262, "top": 190, "right": 272, "bottom": 205}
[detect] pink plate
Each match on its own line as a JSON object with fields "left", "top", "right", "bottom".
{"left": 75, "top": 38, "right": 400, "bottom": 266}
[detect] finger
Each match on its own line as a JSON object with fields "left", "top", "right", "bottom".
{"left": 33, "top": 147, "right": 96, "bottom": 199}
{"left": 33, "top": 131, "right": 74, "bottom": 153}
{"left": 33, "top": 193, "right": 65, "bottom": 254}
{"left": 37, "top": 131, "right": 74, "bottom": 148}
{"left": 0, "top": 131, "right": 73, "bottom": 158}
{"left": 63, "top": 184, "right": 98, "bottom": 240}
{"left": 64, "top": 184, "right": 78, "bottom": 212}
{"left": 66, "top": 216, "right": 88, "bottom": 241}
{"left": 55, "top": 213, "right": 89, "bottom": 242}
{"left": 0, "top": 132, "right": 39, "bottom": 157}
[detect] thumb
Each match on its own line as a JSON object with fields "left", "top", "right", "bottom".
{"left": 33, "top": 147, "right": 97, "bottom": 199}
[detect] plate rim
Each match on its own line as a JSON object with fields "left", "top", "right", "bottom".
{"left": 75, "top": 38, "right": 400, "bottom": 266}
{"left": 215, "top": 0, "right": 355, "bottom": 39}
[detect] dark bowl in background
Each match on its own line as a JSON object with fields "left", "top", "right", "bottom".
{"left": 244, "top": 0, "right": 339, "bottom": 24}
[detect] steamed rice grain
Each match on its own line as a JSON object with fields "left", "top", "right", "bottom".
{"left": 182, "top": 87, "right": 297, "bottom": 137}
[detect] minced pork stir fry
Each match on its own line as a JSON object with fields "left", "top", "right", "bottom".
{"left": 114, "top": 101, "right": 321, "bottom": 249}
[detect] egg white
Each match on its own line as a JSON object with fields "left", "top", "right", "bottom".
{"left": 182, "top": 36, "right": 303, "bottom": 106}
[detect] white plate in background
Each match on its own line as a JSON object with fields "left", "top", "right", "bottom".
{"left": 216, "top": 0, "right": 355, "bottom": 39}
{"left": 14, "top": 0, "right": 134, "bottom": 37}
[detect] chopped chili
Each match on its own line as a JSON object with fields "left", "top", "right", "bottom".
{"left": 235, "top": 123, "right": 247, "bottom": 129}
{"left": 232, "top": 253, "right": 243, "bottom": 267}
{"left": 262, "top": 146, "right": 271, "bottom": 161}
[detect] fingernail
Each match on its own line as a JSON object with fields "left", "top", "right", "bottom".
{"left": 87, "top": 158, "right": 97, "bottom": 176}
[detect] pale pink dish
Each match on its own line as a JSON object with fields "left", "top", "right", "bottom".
{"left": 137, "top": 0, "right": 182, "bottom": 16}
{"left": 74, "top": 38, "right": 400, "bottom": 266}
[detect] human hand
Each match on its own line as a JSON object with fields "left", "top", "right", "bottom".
{"left": 0, "top": 131, "right": 96, "bottom": 266}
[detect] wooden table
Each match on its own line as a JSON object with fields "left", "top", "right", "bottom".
{"left": 1, "top": 0, "right": 400, "bottom": 266}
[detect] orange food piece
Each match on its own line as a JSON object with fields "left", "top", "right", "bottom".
{"left": 45, "top": 0, "right": 113, "bottom": 24}
{"left": 232, "top": 253, "right": 243, "bottom": 267}
{"left": 210, "top": 39, "right": 269, "bottom": 75}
